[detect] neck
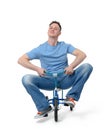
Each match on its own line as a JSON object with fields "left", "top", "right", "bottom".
{"left": 48, "top": 37, "right": 58, "bottom": 46}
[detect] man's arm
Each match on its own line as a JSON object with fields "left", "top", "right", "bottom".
{"left": 18, "top": 54, "right": 45, "bottom": 76}
{"left": 69, "top": 48, "right": 86, "bottom": 68}
{"left": 65, "top": 48, "right": 86, "bottom": 74}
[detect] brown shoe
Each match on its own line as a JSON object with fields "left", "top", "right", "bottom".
{"left": 34, "top": 106, "right": 53, "bottom": 119}
{"left": 64, "top": 97, "right": 76, "bottom": 108}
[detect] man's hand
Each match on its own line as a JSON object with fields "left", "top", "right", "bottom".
{"left": 64, "top": 49, "right": 86, "bottom": 75}
{"left": 65, "top": 66, "right": 74, "bottom": 75}
{"left": 37, "top": 67, "right": 45, "bottom": 76}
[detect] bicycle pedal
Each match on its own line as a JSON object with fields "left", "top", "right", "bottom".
{"left": 64, "top": 103, "right": 69, "bottom": 106}
{"left": 43, "top": 113, "right": 48, "bottom": 117}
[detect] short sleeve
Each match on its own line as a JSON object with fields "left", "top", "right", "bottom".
{"left": 26, "top": 47, "right": 41, "bottom": 60}
{"left": 67, "top": 44, "right": 76, "bottom": 54}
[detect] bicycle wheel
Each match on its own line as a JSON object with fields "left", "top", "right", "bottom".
{"left": 54, "top": 99, "right": 58, "bottom": 122}
{"left": 70, "top": 106, "right": 73, "bottom": 111}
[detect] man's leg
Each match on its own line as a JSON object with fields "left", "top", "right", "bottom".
{"left": 61, "top": 63, "right": 93, "bottom": 101}
{"left": 22, "top": 74, "right": 55, "bottom": 112}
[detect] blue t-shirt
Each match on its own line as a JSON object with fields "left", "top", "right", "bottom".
{"left": 26, "top": 41, "right": 76, "bottom": 72}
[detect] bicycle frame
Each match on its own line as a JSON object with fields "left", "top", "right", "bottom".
{"left": 48, "top": 74, "right": 65, "bottom": 106}
{"left": 44, "top": 70, "right": 66, "bottom": 121}
{"left": 45, "top": 71, "right": 65, "bottom": 103}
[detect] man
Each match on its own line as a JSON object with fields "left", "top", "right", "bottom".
{"left": 18, "top": 21, "right": 93, "bottom": 118}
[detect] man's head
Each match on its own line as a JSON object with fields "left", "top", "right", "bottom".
{"left": 49, "top": 21, "right": 62, "bottom": 31}
{"left": 48, "top": 21, "right": 62, "bottom": 38}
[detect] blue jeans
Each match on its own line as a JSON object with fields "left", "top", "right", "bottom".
{"left": 22, "top": 63, "right": 93, "bottom": 112}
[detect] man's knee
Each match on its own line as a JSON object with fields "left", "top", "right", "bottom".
{"left": 82, "top": 63, "right": 93, "bottom": 72}
{"left": 22, "top": 74, "right": 33, "bottom": 86}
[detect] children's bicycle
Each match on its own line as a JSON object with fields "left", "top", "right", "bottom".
{"left": 44, "top": 70, "right": 73, "bottom": 122}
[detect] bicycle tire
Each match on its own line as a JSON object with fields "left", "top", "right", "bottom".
{"left": 54, "top": 99, "right": 58, "bottom": 122}
{"left": 70, "top": 106, "right": 73, "bottom": 111}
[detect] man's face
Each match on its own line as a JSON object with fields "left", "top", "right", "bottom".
{"left": 48, "top": 23, "right": 61, "bottom": 38}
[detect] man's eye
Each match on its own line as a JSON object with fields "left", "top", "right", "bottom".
{"left": 49, "top": 27, "right": 58, "bottom": 30}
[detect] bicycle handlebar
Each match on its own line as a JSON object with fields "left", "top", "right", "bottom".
{"left": 44, "top": 70, "right": 66, "bottom": 77}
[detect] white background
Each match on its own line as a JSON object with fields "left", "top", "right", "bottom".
{"left": 0, "top": 0, "right": 111, "bottom": 129}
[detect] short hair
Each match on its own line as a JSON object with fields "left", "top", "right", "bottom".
{"left": 49, "top": 21, "right": 62, "bottom": 31}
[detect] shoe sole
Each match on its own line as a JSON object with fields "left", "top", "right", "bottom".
{"left": 34, "top": 108, "right": 53, "bottom": 119}
{"left": 64, "top": 101, "right": 75, "bottom": 108}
